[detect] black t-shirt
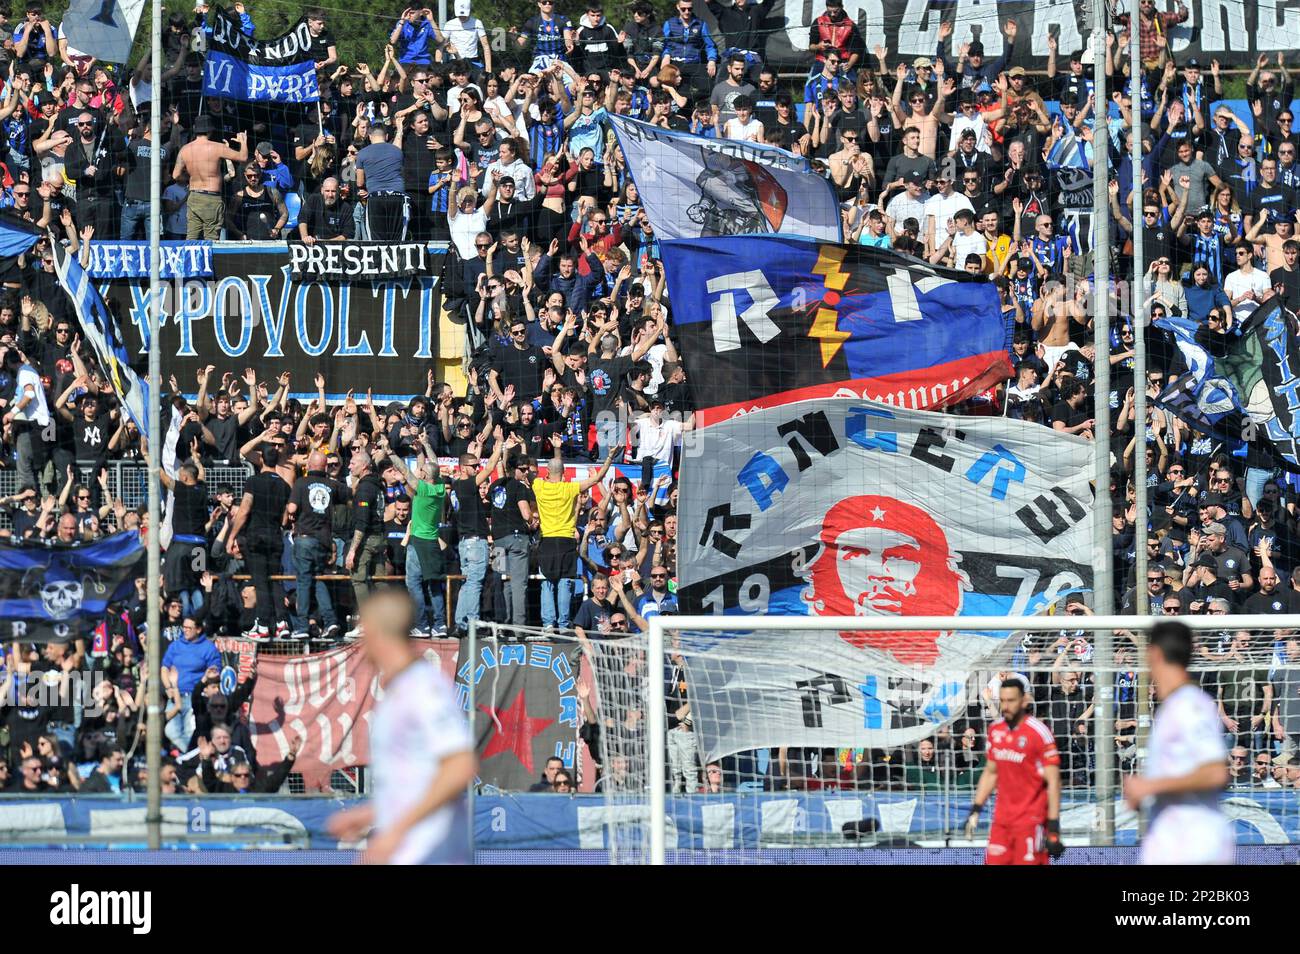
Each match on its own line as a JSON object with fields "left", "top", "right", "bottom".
{"left": 1271, "top": 265, "right": 1300, "bottom": 312}
{"left": 491, "top": 342, "right": 547, "bottom": 401}
{"left": 242, "top": 470, "right": 291, "bottom": 539}
{"left": 402, "top": 131, "right": 440, "bottom": 194}
{"left": 1247, "top": 183, "right": 1296, "bottom": 232}
{"left": 289, "top": 470, "right": 349, "bottom": 543}
{"left": 1051, "top": 400, "right": 1087, "bottom": 431}
{"left": 4, "top": 694, "right": 52, "bottom": 754}
{"left": 451, "top": 476, "right": 490, "bottom": 537}
{"left": 72, "top": 412, "right": 113, "bottom": 463}
{"left": 206, "top": 414, "right": 239, "bottom": 463}
{"left": 232, "top": 187, "right": 281, "bottom": 240}
{"left": 307, "top": 27, "right": 337, "bottom": 63}
{"left": 166, "top": 76, "right": 206, "bottom": 129}
{"left": 299, "top": 193, "right": 355, "bottom": 240}
{"left": 573, "top": 596, "right": 615, "bottom": 635}
{"left": 171, "top": 480, "right": 209, "bottom": 537}
{"left": 351, "top": 473, "right": 386, "bottom": 536}
{"left": 488, "top": 477, "right": 532, "bottom": 536}
{"left": 1057, "top": 350, "right": 1094, "bottom": 386}
{"left": 1244, "top": 589, "right": 1290, "bottom": 615}
{"left": 291, "top": 121, "right": 321, "bottom": 185}
{"left": 123, "top": 137, "right": 167, "bottom": 203}
{"left": 384, "top": 517, "right": 408, "bottom": 573}
{"left": 587, "top": 353, "right": 631, "bottom": 416}
{"left": 1142, "top": 223, "right": 1175, "bottom": 271}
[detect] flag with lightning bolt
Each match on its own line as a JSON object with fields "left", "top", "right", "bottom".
{"left": 661, "top": 237, "right": 1012, "bottom": 427}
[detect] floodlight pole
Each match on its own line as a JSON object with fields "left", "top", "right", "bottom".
{"left": 145, "top": 0, "right": 164, "bottom": 851}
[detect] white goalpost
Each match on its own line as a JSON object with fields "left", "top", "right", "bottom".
{"left": 571, "top": 613, "right": 1300, "bottom": 864}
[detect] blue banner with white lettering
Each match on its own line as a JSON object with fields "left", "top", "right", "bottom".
{"left": 0, "top": 531, "right": 144, "bottom": 641}
{"left": 203, "top": 51, "right": 320, "bottom": 104}
{"left": 202, "top": 6, "right": 320, "bottom": 104}
{"left": 662, "top": 237, "right": 1011, "bottom": 425}
{"left": 84, "top": 241, "right": 214, "bottom": 280}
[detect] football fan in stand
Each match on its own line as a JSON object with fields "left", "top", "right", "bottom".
{"left": 964, "top": 675, "right": 1065, "bottom": 865}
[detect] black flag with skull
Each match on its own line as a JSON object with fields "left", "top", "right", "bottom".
{"left": 0, "top": 530, "right": 145, "bottom": 642}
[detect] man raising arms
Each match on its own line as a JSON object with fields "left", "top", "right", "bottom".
{"left": 173, "top": 116, "right": 248, "bottom": 239}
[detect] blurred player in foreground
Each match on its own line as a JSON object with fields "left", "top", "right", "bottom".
{"left": 965, "top": 675, "right": 1064, "bottom": 864}
{"left": 1124, "top": 620, "right": 1233, "bottom": 865}
{"left": 327, "top": 590, "right": 476, "bottom": 864}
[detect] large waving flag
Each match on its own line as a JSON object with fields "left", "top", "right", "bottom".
{"left": 675, "top": 397, "right": 1093, "bottom": 756}
{"left": 662, "top": 237, "right": 1011, "bottom": 425}
{"left": 0, "top": 531, "right": 144, "bottom": 642}
{"left": 51, "top": 242, "right": 149, "bottom": 432}
{"left": 60, "top": 0, "right": 146, "bottom": 65}
{"left": 1155, "top": 297, "right": 1300, "bottom": 467}
{"left": 609, "top": 115, "right": 841, "bottom": 242}
{"left": 203, "top": 5, "right": 319, "bottom": 104}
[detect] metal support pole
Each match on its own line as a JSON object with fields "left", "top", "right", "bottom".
{"left": 1130, "top": 13, "right": 1148, "bottom": 603}
{"left": 647, "top": 616, "right": 666, "bottom": 865}
{"left": 145, "top": 0, "right": 164, "bottom": 852}
{"left": 1129, "top": 0, "right": 1152, "bottom": 839}
{"left": 467, "top": 620, "right": 477, "bottom": 861}
{"left": 1089, "top": 0, "right": 1116, "bottom": 845}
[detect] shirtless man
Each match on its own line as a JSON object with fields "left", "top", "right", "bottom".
{"left": 891, "top": 60, "right": 948, "bottom": 160}
{"left": 173, "top": 115, "right": 248, "bottom": 239}
{"left": 1031, "top": 277, "right": 1089, "bottom": 375}
{"left": 1246, "top": 209, "right": 1299, "bottom": 272}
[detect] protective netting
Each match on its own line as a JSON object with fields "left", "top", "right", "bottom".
{"left": 577, "top": 620, "right": 1295, "bottom": 863}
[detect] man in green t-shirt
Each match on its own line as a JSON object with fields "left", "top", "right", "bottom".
{"left": 376, "top": 436, "right": 449, "bottom": 636}
{"left": 532, "top": 435, "right": 618, "bottom": 633}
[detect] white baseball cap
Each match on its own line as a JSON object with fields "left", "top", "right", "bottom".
{"left": 454, "top": 0, "right": 471, "bottom": 17}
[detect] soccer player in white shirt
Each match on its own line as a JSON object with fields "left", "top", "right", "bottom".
{"left": 327, "top": 590, "right": 476, "bottom": 864}
{"left": 1123, "top": 620, "right": 1234, "bottom": 865}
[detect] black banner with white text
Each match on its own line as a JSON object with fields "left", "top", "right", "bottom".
{"left": 287, "top": 241, "right": 433, "bottom": 282}
{"left": 99, "top": 244, "right": 446, "bottom": 403}
{"left": 753, "top": 0, "right": 1298, "bottom": 69}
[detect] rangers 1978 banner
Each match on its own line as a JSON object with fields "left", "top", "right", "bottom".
{"left": 676, "top": 397, "right": 1094, "bottom": 758}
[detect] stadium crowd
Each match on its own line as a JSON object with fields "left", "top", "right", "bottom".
{"left": 0, "top": 0, "right": 1295, "bottom": 797}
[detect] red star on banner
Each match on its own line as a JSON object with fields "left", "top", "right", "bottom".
{"left": 478, "top": 689, "right": 554, "bottom": 776}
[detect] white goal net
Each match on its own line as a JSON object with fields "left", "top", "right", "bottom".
{"left": 578, "top": 614, "right": 1300, "bottom": 864}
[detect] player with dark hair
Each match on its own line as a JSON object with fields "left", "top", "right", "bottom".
{"left": 1124, "top": 619, "right": 1233, "bottom": 864}
{"left": 964, "top": 676, "right": 1064, "bottom": 864}
{"left": 326, "top": 590, "right": 476, "bottom": 863}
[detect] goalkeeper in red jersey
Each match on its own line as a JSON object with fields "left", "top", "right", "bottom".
{"left": 963, "top": 675, "right": 1065, "bottom": 865}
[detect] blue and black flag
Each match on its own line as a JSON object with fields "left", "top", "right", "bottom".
{"left": 0, "top": 531, "right": 145, "bottom": 642}
{"left": 51, "top": 241, "right": 150, "bottom": 432}
{"left": 1156, "top": 297, "right": 1300, "bottom": 470}
{"left": 0, "top": 211, "right": 41, "bottom": 260}
{"left": 202, "top": 5, "right": 320, "bottom": 104}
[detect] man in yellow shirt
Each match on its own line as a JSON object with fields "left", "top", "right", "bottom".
{"left": 532, "top": 435, "right": 618, "bottom": 633}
